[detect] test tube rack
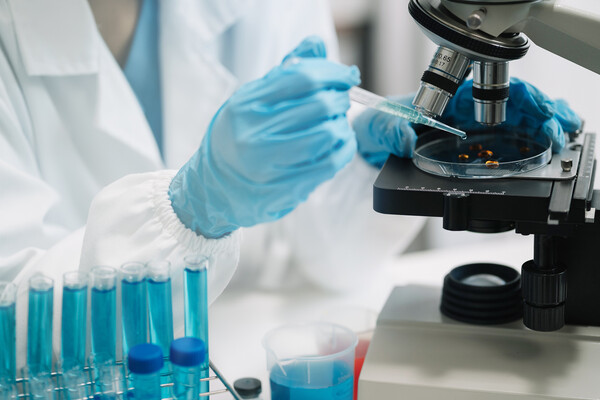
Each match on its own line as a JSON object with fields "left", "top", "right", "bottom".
{"left": 11, "top": 360, "right": 240, "bottom": 399}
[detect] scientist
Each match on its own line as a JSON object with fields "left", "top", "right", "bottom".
{"left": 0, "top": 0, "right": 580, "bottom": 342}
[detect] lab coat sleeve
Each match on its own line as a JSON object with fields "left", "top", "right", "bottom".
{"left": 79, "top": 169, "right": 240, "bottom": 307}
{"left": 0, "top": 70, "right": 238, "bottom": 359}
{"left": 79, "top": 169, "right": 240, "bottom": 348}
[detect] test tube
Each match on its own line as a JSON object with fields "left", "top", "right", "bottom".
{"left": 27, "top": 275, "right": 54, "bottom": 376}
{"left": 146, "top": 261, "right": 173, "bottom": 354}
{"left": 0, "top": 282, "right": 16, "bottom": 383}
{"left": 0, "top": 379, "right": 17, "bottom": 400}
{"left": 146, "top": 261, "right": 174, "bottom": 399}
{"left": 120, "top": 262, "right": 148, "bottom": 356}
{"left": 170, "top": 337, "right": 206, "bottom": 400}
{"left": 61, "top": 367, "right": 91, "bottom": 400}
{"left": 183, "top": 255, "right": 209, "bottom": 396}
{"left": 127, "top": 343, "right": 163, "bottom": 400}
{"left": 95, "top": 360, "right": 126, "bottom": 400}
{"left": 61, "top": 272, "right": 88, "bottom": 370}
{"left": 91, "top": 267, "right": 117, "bottom": 364}
{"left": 27, "top": 371, "right": 55, "bottom": 400}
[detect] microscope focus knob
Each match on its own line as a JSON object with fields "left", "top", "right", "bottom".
{"left": 521, "top": 260, "right": 567, "bottom": 331}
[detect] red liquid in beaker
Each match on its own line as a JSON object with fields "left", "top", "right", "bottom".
{"left": 353, "top": 337, "right": 371, "bottom": 400}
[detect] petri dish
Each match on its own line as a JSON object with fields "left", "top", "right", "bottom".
{"left": 413, "top": 129, "right": 552, "bottom": 179}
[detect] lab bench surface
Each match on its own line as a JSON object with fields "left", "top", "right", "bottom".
{"left": 209, "top": 234, "right": 533, "bottom": 399}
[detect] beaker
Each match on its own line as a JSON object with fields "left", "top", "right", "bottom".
{"left": 262, "top": 322, "right": 357, "bottom": 400}
{"left": 319, "top": 307, "right": 378, "bottom": 400}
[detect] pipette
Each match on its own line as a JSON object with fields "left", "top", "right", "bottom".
{"left": 350, "top": 87, "right": 467, "bottom": 140}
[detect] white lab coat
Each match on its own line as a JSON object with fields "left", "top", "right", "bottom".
{"left": 0, "top": 0, "right": 423, "bottom": 363}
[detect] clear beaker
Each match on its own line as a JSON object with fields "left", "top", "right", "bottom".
{"left": 320, "top": 307, "right": 378, "bottom": 400}
{"left": 263, "top": 322, "right": 357, "bottom": 400}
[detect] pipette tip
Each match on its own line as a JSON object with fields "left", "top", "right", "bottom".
{"left": 425, "top": 119, "right": 467, "bottom": 140}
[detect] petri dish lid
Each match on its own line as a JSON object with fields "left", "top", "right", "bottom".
{"left": 412, "top": 129, "right": 552, "bottom": 179}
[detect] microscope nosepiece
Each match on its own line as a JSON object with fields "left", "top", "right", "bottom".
{"left": 413, "top": 46, "right": 471, "bottom": 118}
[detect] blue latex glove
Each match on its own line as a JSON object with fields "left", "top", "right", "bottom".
{"left": 352, "top": 94, "right": 418, "bottom": 169}
{"left": 442, "top": 78, "right": 582, "bottom": 153}
{"left": 353, "top": 78, "right": 582, "bottom": 168}
{"left": 169, "top": 36, "right": 360, "bottom": 238}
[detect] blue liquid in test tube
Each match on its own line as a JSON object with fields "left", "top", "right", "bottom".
{"left": 127, "top": 343, "right": 163, "bottom": 400}
{"left": 27, "top": 275, "right": 54, "bottom": 376}
{"left": 61, "top": 272, "right": 88, "bottom": 370}
{"left": 170, "top": 337, "right": 206, "bottom": 400}
{"left": 95, "top": 361, "right": 126, "bottom": 400}
{"left": 146, "top": 261, "right": 173, "bottom": 356}
{"left": 91, "top": 267, "right": 117, "bottom": 364}
{"left": 146, "top": 261, "right": 174, "bottom": 399}
{"left": 63, "top": 367, "right": 92, "bottom": 400}
{"left": 0, "top": 282, "right": 16, "bottom": 383}
{"left": 120, "top": 262, "right": 148, "bottom": 357}
{"left": 183, "top": 255, "right": 209, "bottom": 397}
{"left": 0, "top": 379, "right": 17, "bottom": 399}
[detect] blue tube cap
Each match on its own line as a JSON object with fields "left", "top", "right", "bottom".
{"left": 127, "top": 343, "right": 164, "bottom": 374}
{"left": 170, "top": 337, "right": 206, "bottom": 367}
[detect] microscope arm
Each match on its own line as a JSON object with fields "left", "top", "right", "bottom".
{"left": 523, "top": 2, "right": 600, "bottom": 75}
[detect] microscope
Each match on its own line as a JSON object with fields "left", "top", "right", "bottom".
{"left": 359, "top": 1, "right": 600, "bottom": 398}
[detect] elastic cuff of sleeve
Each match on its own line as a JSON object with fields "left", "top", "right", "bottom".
{"left": 152, "top": 170, "right": 240, "bottom": 254}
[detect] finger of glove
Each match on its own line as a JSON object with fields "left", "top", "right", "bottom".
{"left": 356, "top": 110, "right": 417, "bottom": 154}
{"left": 243, "top": 131, "right": 357, "bottom": 219}
{"left": 506, "top": 115, "right": 565, "bottom": 153}
{"left": 507, "top": 78, "right": 555, "bottom": 121}
{"left": 275, "top": 132, "right": 357, "bottom": 203}
{"left": 282, "top": 35, "right": 327, "bottom": 64}
{"left": 552, "top": 99, "right": 582, "bottom": 134}
{"left": 381, "top": 118, "right": 418, "bottom": 158}
{"left": 356, "top": 111, "right": 417, "bottom": 167}
{"left": 245, "top": 117, "right": 356, "bottom": 176}
{"left": 246, "top": 58, "right": 360, "bottom": 103}
{"left": 250, "top": 89, "right": 351, "bottom": 135}
{"left": 540, "top": 118, "right": 566, "bottom": 153}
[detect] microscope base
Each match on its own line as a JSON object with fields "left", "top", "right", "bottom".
{"left": 359, "top": 286, "right": 600, "bottom": 399}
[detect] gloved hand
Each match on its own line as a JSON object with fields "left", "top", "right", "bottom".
{"left": 442, "top": 78, "right": 582, "bottom": 153}
{"left": 352, "top": 94, "right": 418, "bottom": 169}
{"left": 169, "top": 36, "right": 360, "bottom": 238}
{"left": 352, "top": 78, "right": 582, "bottom": 169}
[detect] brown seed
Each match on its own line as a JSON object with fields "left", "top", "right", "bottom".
{"left": 478, "top": 150, "right": 493, "bottom": 159}
{"left": 458, "top": 154, "right": 469, "bottom": 162}
{"left": 485, "top": 160, "right": 499, "bottom": 169}
{"left": 470, "top": 143, "right": 483, "bottom": 151}
{"left": 520, "top": 146, "right": 530, "bottom": 154}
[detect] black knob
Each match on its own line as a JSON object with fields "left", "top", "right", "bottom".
{"left": 443, "top": 193, "right": 469, "bottom": 231}
{"left": 521, "top": 260, "right": 567, "bottom": 331}
{"left": 523, "top": 303, "right": 566, "bottom": 332}
{"left": 234, "top": 377, "right": 262, "bottom": 399}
